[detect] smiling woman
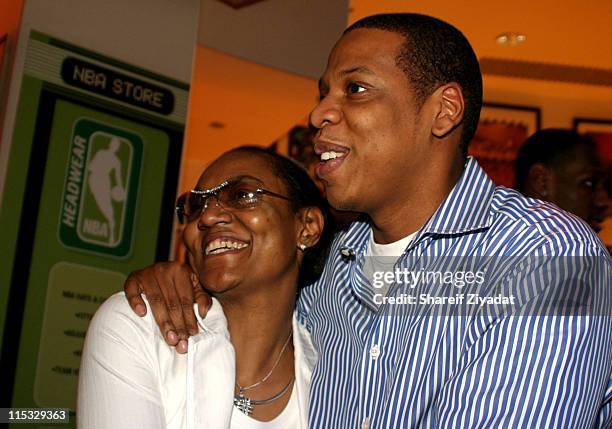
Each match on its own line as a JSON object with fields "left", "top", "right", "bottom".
{"left": 77, "top": 146, "right": 335, "bottom": 428}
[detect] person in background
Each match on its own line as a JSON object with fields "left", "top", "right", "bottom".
{"left": 515, "top": 128, "right": 609, "bottom": 233}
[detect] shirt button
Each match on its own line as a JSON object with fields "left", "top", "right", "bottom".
{"left": 369, "top": 344, "right": 380, "bottom": 359}
{"left": 362, "top": 417, "right": 371, "bottom": 429}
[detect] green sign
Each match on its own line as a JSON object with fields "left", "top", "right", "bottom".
{"left": 60, "top": 57, "right": 175, "bottom": 114}
{"left": 0, "top": 31, "right": 188, "bottom": 429}
{"left": 34, "top": 262, "right": 125, "bottom": 408}
{"left": 58, "top": 118, "right": 142, "bottom": 257}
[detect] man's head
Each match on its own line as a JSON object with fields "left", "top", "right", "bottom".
{"left": 515, "top": 128, "right": 609, "bottom": 232}
{"left": 309, "top": 13, "right": 482, "bottom": 223}
{"left": 345, "top": 14, "right": 482, "bottom": 151}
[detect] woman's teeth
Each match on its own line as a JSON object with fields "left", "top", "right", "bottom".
{"left": 205, "top": 239, "right": 248, "bottom": 255}
{"left": 320, "top": 151, "right": 345, "bottom": 161}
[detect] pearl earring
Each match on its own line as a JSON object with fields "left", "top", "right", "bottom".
{"left": 298, "top": 243, "right": 307, "bottom": 251}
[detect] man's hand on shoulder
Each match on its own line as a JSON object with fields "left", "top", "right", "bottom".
{"left": 123, "top": 261, "right": 211, "bottom": 353}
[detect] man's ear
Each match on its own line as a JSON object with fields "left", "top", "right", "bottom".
{"left": 527, "top": 163, "right": 553, "bottom": 199}
{"left": 296, "top": 207, "right": 325, "bottom": 249}
{"left": 431, "top": 83, "right": 465, "bottom": 138}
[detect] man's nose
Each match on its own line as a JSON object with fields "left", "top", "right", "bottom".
{"left": 309, "top": 95, "right": 342, "bottom": 130}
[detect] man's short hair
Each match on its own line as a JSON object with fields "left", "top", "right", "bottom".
{"left": 514, "top": 129, "right": 595, "bottom": 192}
{"left": 345, "top": 13, "right": 483, "bottom": 154}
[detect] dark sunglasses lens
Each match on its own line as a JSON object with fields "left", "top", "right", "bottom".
{"left": 176, "top": 181, "right": 266, "bottom": 222}
{"left": 186, "top": 193, "right": 207, "bottom": 221}
{"left": 220, "top": 182, "right": 260, "bottom": 209}
{"left": 176, "top": 192, "right": 208, "bottom": 223}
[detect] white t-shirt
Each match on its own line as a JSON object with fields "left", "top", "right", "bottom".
{"left": 231, "top": 385, "right": 298, "bottom": 428}
{"left": 364, "top": 230, "right": 416, "bottom": 296}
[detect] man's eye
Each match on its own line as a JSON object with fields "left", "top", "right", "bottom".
{"left": 583, "top": 180, "right": 594, "bottom": 189}
{"left": 347, "top": 82, "right": 366, "bottom": 94}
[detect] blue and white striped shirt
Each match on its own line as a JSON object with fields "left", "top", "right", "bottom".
{"left": 297, "top": 158, "right": 612, "bottom": 428}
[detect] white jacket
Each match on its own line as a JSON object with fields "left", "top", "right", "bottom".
{"left": 77, "top": 292, "right": 316, "bottom": 428}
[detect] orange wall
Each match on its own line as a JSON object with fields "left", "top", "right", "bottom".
{"left": 179, "top": 46, "right": 317, "bottom": 191}
{"left": 0, "top": 0, "right": 23, "bottom": 37}
{"left": 0, "top": 0, "right": 25, "bottom": 138}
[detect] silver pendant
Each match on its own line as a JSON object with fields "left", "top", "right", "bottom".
{"left": 234, "top": 394, "right": 254, "bottom": 416}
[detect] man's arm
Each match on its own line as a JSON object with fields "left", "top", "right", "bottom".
{"left": 597, "top": 378, "right": 612, "bottom": 428}
{"left": 436, "top": 315, "right": 611, "bottom": 427}
{"left": 435, "top": 247, "right": 612, "bottom": 428}
{"left": 124, "top": 261, "right": 211, "bottom": 353}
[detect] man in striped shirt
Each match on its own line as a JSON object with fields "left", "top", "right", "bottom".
{"left": 126, "top": 13, "right": 612, "bottom": 428}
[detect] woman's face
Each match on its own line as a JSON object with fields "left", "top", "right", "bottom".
{"left": 182, "top": 151, "right": 304, "bottom": 297}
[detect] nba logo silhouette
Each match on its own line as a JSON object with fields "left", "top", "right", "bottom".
{"left": 59, "top": 118, "right": 142, "bottom": 257}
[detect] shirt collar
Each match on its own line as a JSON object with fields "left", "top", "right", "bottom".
{"left": 193, "top": 297, "right": 230, "bottom": 339}
{"left": 338, "top": 157, "right": 496, "bottom": 255}
{"left": 421, "top": 157, "right": 496, "bottom": 235}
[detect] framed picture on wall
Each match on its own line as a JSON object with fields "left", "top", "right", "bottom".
{"left": 573, "top": 118, "right": 612, "bottom": 249}
{"left": 469, "top": 102, "right": 541, "bottom": 188}
{"left": 574, "top": 118, "right": 612, "bottom": 164}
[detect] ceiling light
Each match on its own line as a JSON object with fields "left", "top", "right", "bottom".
{"left": 496, "top": 32, "right": 526, "bottom": 47}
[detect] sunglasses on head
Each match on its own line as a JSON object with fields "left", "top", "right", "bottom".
{"left": 175, "top": 178, "right": 291, "bottom": 224}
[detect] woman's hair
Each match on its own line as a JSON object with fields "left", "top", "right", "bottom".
{"left": 226, "top": 146, "right": 336, "bottom": 289}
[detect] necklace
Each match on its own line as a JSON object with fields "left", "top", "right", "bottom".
{"left": 235, "top": 331, "right": 292, "bottom": 393}
{"left": 234, "top": 376, "right": 294, "bottom": 416}
{"left": 233, "top": 331, "right": 293, "bottom": 416}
